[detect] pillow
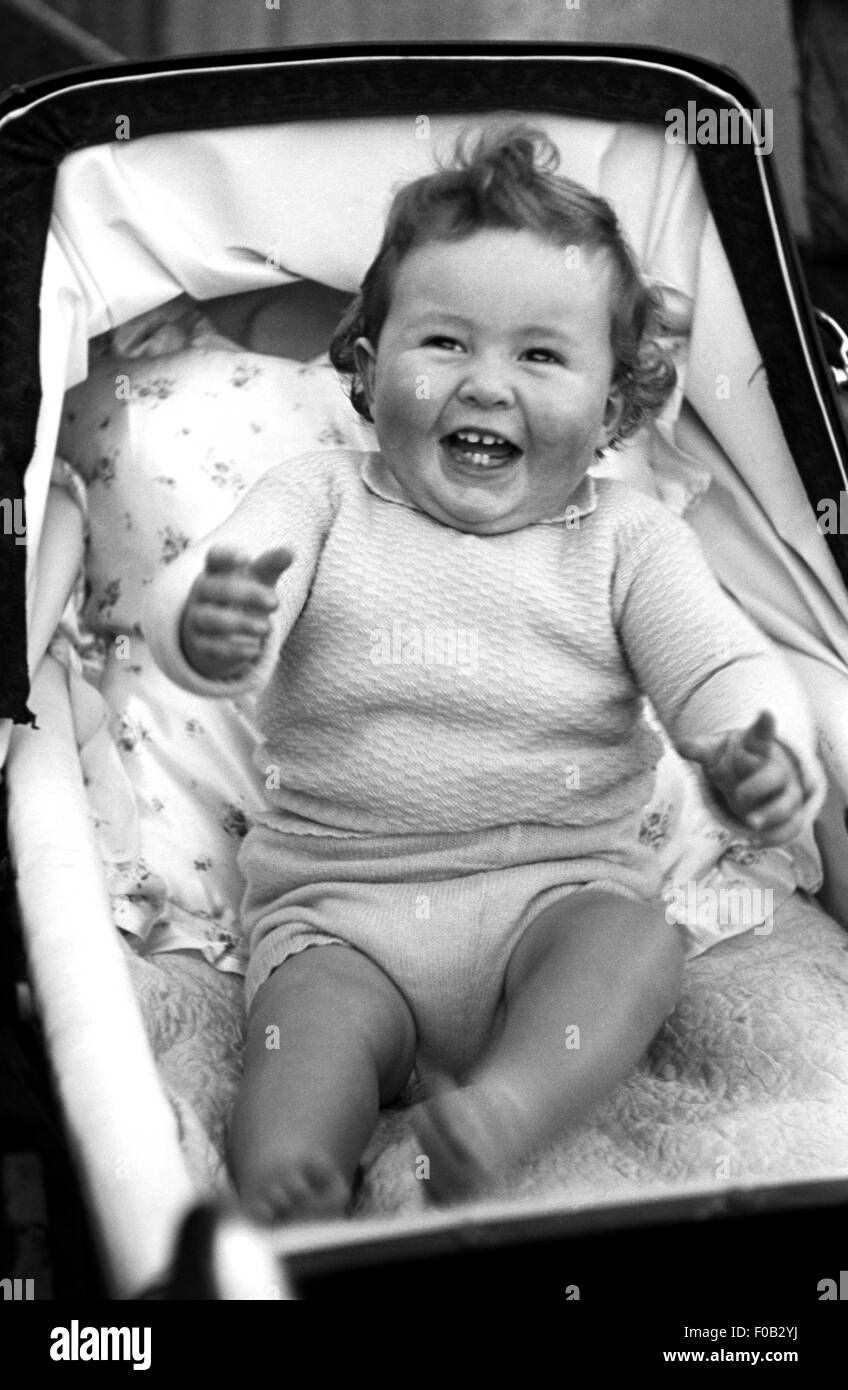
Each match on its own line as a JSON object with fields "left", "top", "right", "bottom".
{"left": 58, "top": 341, "right": 377, "bottom": 636}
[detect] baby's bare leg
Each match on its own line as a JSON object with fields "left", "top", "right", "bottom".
{"left": 229, "top": 945, "right": 416, "bottom": 1222}
{"left": 411, "top": 889, "right": 684, "bottom": 1201}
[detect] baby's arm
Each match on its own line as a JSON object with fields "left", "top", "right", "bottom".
{"left": 614, "top": 507, "right": 826, "bottom": 843}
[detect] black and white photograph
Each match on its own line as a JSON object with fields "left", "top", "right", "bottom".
{"left": 1, "top": 0, "right": 847, "bottom": 1361}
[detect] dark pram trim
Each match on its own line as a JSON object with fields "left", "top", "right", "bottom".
{"left": 1, "top": 41, "right": 846, "bottom": 722}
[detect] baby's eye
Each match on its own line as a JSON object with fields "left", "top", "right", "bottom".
{"left": 422, "top": 335, "right": 464, "bottom": 351}
{"left": 522, "top": 347, "right": 564, "bottom": 364}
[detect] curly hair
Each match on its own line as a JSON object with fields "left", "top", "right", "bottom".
{"left": 329, "top": 122, "right": 676, "bottom": 448}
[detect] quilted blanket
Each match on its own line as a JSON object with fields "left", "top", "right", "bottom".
{"left": 120, "top": 889, "right": 848, "bottom": 1220}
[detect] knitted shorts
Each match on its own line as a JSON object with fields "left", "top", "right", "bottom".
{"left": 239, "top": 816, "right": 666, "bottom": 1076}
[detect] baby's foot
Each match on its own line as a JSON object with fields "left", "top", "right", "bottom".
{"left": 239, "top": 1152, "right": 351, "bottom": 1225}
{"left": 408, "top": 1079, "right": 532, "bottom": 1205}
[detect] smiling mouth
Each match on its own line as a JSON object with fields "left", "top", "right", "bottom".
{"left": 442, "top": 428, "right": 522, "bottom": 469}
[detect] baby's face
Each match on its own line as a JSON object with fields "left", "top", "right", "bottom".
{"left": 355, "top": 229, "right": 624, "bottom": 534}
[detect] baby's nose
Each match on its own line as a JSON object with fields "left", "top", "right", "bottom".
{"left": 457, "top": 357, "right": 515, "bottom": 408}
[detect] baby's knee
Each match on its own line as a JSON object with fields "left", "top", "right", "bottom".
{"left": 247, "top": 942, "right": 416, "bottom": 1093}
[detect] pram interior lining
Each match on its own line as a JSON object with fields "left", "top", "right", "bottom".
{"left": 4, "top": 53, "right": 848, "bottom": 1296}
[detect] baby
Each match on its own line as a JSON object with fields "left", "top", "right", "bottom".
{"left": 145, "top": 125, "right": 824, "bottom": 1219}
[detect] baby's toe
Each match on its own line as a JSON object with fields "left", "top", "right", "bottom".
{"left": 241, "top": 1153, "right": 350, "bottom": 1224}
{"left": 299, "top": 1155, "right": 351, "bottom": 1215}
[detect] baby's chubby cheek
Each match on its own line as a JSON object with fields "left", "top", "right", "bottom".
{"left": 374, "top": 375, "right": 436, "bottom": 430}
{"left": 371, "top": 393, "right": 443, "bottom": 471}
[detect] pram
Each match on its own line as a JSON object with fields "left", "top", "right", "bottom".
{"left": 3, "top": 41, "right": 848, "bottom": 1301}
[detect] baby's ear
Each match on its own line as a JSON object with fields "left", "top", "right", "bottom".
{"left": 598, "top": 386, "right": 625, "bottom": 450}
{"left": 353, "top": 337, "right": 378, "bottom": 410}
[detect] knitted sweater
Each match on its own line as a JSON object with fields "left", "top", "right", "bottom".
{"left": 144, "top": 450, "right": 825, "bottom": 837}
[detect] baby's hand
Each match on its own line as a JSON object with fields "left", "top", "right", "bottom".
{"left": 180, "top": 545, "right": 291, "bottom": 681}
{"left": 676, "top": 710, "right": 811, "bottom": 846}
